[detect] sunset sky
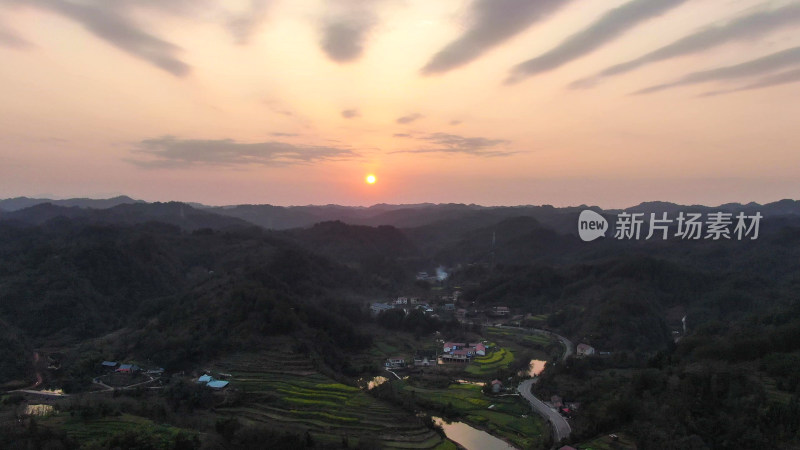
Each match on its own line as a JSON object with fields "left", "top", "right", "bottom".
{"left": 1, "top": 0, "right": 799, "bottom": 207}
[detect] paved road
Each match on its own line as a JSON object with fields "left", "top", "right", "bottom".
{"left": 518, "top": 378, "right": 571, "bottom": 444}
{"left": 496, "top": 326, "right": 574, "bottom": 444}
{"left": 90, "top": 374, "right": 157, "bottom": 393}
{"left": 550, "top": 331, "right": 574, "bottom": 361}
{"left": 385, "top": 368, "right": 402, "bottom": 380}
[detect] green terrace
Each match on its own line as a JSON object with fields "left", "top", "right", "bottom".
{"left": 486, "top": 327, "right": 564, "bottom": 361}
{"left": 38, "top": 413, "right": 198, "bottom": 449}
{"left": 465, "top": 347, "right": 515, "bottom": 376}
{"left": 213, "top": 352, "right": 450, "bottom": 449}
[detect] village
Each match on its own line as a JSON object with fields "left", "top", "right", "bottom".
{"left": 3, "top": 280, "right": 613, "bottom": 450}
{"left": 367, "top": 285, "right": 612, "bottom": 445}
{"left": 93, "top": 360, "right": 231, "bottom": 392}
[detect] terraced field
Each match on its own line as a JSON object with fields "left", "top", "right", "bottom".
{"left": 39, "top": 413, "right": 196, "bottom": 448}
{"left": 486, "top": 326, "right": 563, "bottom": 360}
{"left": 465, "top": 348, "right": 515, "bottom": 375}
{"left": 213, "top": 351, "right": 449, "bottom": 449}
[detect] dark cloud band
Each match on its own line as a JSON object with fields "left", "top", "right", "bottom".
{"left": 572, "top": 3, "right": 800, "bottom": 88}
{"left": 130, "top": 136, "right": 359, "bottom": 168}
{"left": 506, "top": 0, "right": 687, "bottom": 84}
{"left": 421, "top": 0, "right": 569, "bottom": 76}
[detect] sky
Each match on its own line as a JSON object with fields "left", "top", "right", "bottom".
{"left": 0, "top": 0, "right": 799, "bottom": 208}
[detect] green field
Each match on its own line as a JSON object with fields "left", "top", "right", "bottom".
{"left": 40, "top": 413, "right": 196, "bottom": 449}
{"left": 214, "top": 351, "right": 449, "bottom": 449}
{"left": 465, "top": 348, "right": 515, "bottom": 375}
{"left": 485, "top": 326, "right": 562, "bottom": 361}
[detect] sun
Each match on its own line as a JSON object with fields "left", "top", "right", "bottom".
{"left": 365, "top": 174, "right": 376, "bottom": 184}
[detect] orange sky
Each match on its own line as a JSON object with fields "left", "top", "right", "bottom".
{"left": 0, "top": 0, "right": 799, "bottom": 207}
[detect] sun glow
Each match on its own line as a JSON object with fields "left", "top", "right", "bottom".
{"left": 366, "top": 174, "right": 376, "bottom": 184}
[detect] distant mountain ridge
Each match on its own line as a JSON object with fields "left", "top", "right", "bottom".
{"left": 0, "top": 202, "right": 250, "bottom": 231}
{"left": 0, "top": 195, "right": 143, "bottom": 212}
{"left": 1, "top": 196, "right": 799, "bottom": 231}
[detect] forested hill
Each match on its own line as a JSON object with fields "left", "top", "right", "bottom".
{"left": 1, "top": 200, "right": 800, "bottom": 448}
{"left": 0, "top": 219, "right": 382, "bottom": 384}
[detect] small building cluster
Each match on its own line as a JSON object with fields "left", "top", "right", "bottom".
{"left": 550, "top": 394, "right": 580, "bottom": 418}
{"left": 101, "top": 361, "right": 144, "bottom": 374}
{"left": 491, "top": 306, "right": 510, "bottom": 317}
{"left": 491, "top": 379, "right": 503, "bottom": 393}
{"left": 413, "top": 351, "right": 436, "bottom": 367}
{"left": 441, "top": 342, "right": 486, "bottom": 363}
{"left": 385, "top": 356, "right": 407, "bottom": 369}
{"left": 197, "top": 373, "right": 229, "bottom": 390}
{"left": 576, "top": 343, "right": 596, "bottom": 356}
{"left": 370, "top": 296, "right": 435, "bottom": 317}
{"left": 369, "top": 288, "right": 519, "bottom": 327}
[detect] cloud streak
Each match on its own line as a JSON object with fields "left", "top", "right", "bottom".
{"left": 396, "top": 113, "right": 422, "bottom": 124}
{"left": 572, "top": 2, "right": 800, "bottom": 88}
{"left": 0, "top": 0, "right": 273, "bottom": 74}
{"left": 392, "top": 133, "right": 513, "bottom": 157}
{"left": 130, "top": 136, "right": 359, "bottom": 168}
{"left": 226, "top": 0, "right": 271, "bottom": 45}
{"left": 0, "top": 23, "right": 31, "bottom": 48}
{"left": 421, "top": 0, "right": 570, "bottom": 75}
{"left": 633, "top": 45, "right": 800, "bottom": 95}
{"left": 341, "top": 109, "right": 360, "bottom": 119}
{"left": 6, "top": 0, "right": 190, "bottom": 76}
{"left": 700, "top": 67, "right": 800, "bottom": 97}
{"left": 506, "top": 0, "right": 688, "bottom": 84}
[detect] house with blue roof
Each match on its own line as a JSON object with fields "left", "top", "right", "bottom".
{"left": 207, "top": 380, "right": 229, "bottom": 390}
{"left": 197, "top": 374, "right": 213, "bottom": 383}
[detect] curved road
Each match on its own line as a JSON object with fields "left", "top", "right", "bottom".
{"left": 518, "top": 378, "right": 571, "bottom": 443}
{"left": 496, "top": 326, "right": 574, "bottom": 444}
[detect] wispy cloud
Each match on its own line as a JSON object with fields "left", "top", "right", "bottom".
{"left": 6, "top": 0, "right": 190, "bottom": 76}
{"left": 226, "top": 0, "right": 271, "bottom": 45}
{"left": 392, "top": 133, "right": 514, "bottom": 157}
{"left": 129, "top": 136, "right": 359, "bottom": 168}
{"left": 396, "top": 113, "right": 423, "bottom": 124}
{"left": 699, "top": 67, "right": 800, "bottom": 97}
{"left": 572, "top": 2, "right": 800, "bottom": 88}
{"left": 0, "top": 0, "right": 273, "bottom": 74}
{"left": 633, "top": 45, "right": 800, "bottom": 95}
{"left": 341, "top": 108, "right": 360, "bottom": 119}
{"left": 506, "top": 0, "right": 688, "bottom": 84}
{"left": 262, "top": 99, "right": 294, "bottom": 117}
{"left": 421, "top": 0, "right": 570, "bottom": 75}
{"left": 0, "top": 23, "right": 31, "bottom": 49}
{"left": 270, "top": 132, "right": 299, "bottom": 137}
